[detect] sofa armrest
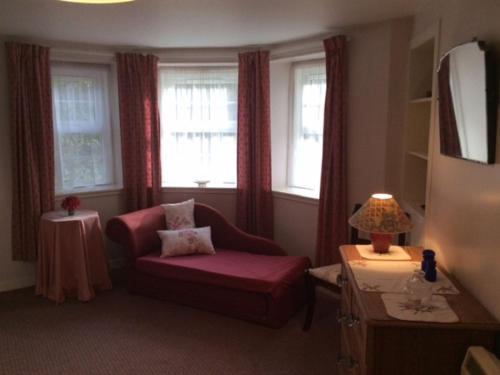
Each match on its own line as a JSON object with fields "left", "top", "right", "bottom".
{"left": 194, "top": 203, "right": 286, "bottom": 256}
{"left": 106, "top": 206, "right": 165, "bottom": 260}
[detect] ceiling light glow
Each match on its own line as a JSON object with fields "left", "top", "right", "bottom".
{"left": 58, "top": 0, "right": 135, "bottom": 4}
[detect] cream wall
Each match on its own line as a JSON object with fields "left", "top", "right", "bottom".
{"left": 414, "top": 0, "right": 500, "bottom": 319}
{"left": 273, "top": 195, "right": 319, "bottom": 259}
{"left": 385, "top": 18, "right": 413, "bottom": 197}
{"left": 346, "top": 22, "right": 391, "bottom": 204}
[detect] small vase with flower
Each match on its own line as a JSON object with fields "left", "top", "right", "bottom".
{"left": 61, "top": 196, "right": 80, "bottom": 216}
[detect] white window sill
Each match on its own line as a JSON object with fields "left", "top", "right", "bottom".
{"left": 272, "top": 187, "right": 319, "bottom": 205}
{"left": 163, "top": 181, "right": 236, "bottom": 188}
{"left": 162, "top": 185, "right": 236, "bottom": 195}
{"left": 55, "top": 186, "right": 124, "bottom": 199}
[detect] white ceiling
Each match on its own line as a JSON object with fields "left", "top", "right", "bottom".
{"left": 0, "top": 0, "right": 431, "bottom": 48}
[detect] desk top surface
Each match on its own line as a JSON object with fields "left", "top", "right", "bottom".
{"left": 340, "top": 245, "right": 499, "bottom": 329}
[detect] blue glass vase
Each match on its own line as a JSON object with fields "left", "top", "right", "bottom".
{"left": 421, "top": 249, "right": 437, "bottom": 282}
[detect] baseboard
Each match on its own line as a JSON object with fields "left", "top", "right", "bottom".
{"left": 0, "top": 275, "right": 35, "bottom": 293}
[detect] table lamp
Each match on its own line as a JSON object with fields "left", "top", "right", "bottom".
{"left": 348, "top": 193, "right": 412, "bottom": 254}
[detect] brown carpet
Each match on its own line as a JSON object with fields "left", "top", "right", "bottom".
{"left": 0, "top": 286, "right": 340, "bottom": 375}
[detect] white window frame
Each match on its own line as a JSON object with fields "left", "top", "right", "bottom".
{"left": 51, "top": 62, "right": 122, "bottom": 195}
{"left": 158, "top": 65, "right": 238, "bottom": 188}
{"left": 287, "top": 59, "right": 326, "bottom": 194}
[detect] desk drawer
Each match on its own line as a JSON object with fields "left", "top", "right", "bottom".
{"left": 340, "top": 276, "right": 351, "bottom": 316}
{"left": 349, "top": 288, "right": 367, "bottom": 347}
{"left": 339, "top": 322, "right": 364, "bottom": 375}
{"left": 341, "top": 267, "right": 366, "bottom": 347}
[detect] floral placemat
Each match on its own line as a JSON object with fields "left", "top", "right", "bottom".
{"left": 349, "top": 260, "right": 459, "bottom": 294}
{"left": 355, "top": 244, "right": 411, "bottom": 260}
{"left": 381, "top": 293, "right": 459, "bottom": 323}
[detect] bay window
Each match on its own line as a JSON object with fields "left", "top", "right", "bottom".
{"left": 159, "top": 67, "right": 238, "bottom": 187}
{"left": 288, "top": 61, "right": 326, "bottom": 192}
{"left": 51, "top": 63, "right": 119, "bottom": 194}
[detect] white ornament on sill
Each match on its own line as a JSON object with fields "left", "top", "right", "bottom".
{"left": 194, "top": 180, "right": 210, "bottom": 188}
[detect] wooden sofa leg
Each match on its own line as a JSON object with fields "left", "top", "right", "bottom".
{"left": 303, "top": 270, "right": 316, "bottom": 331}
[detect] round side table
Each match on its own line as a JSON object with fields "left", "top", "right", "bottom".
{"left": 36, "top": 209, "right": 112, "bottom": 303}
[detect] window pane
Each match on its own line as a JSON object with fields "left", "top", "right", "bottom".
{"left": 160, "top": 67, "right": 238, "bottom": 186}
{"left": 52, "top": 64, "right": 115, "bottom": 193}
{"left": 289, "top": 62, "right": 326, "bottom": 191}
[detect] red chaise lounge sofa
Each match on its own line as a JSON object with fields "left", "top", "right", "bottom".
{"left": 106, "top": 203, "right": 311, "bottom": 328}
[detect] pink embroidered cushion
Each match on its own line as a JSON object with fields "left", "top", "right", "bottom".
{"left": 157, "top": 227, "right": 216, "bottom": 257}
{"left": 161, "top": 199, "right": 195, "bottom": 230}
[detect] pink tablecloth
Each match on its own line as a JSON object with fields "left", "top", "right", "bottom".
{"left": 36, "top": 209, "right": 112, "bottom": 303}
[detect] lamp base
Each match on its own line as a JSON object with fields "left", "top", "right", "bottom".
{"left": 370, "top": 233, "right": 394, "bottom": 254}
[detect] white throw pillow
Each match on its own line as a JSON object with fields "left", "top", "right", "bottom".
{"left": 161, "top": 199, "right": 195, "bottom": 230}
{"left": 158, "top": 227, "right": 216, "bottom": 257}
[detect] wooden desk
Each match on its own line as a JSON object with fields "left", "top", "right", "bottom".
{"left": 36, "top": 210, "right": 112, "bottom": 303}
{"left": 338, "top": 245, "right": 499, "bottom": 375}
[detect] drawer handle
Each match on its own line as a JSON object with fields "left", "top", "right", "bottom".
{"left": 337, "top": 355, "right": 359, "bottom": 370}
{"left": 336, "top": 273, "right": 348, "bottom": 287}
{"left": 337, "top": 309, "right": 347, "bottom": 323}
{"left": 337, "top": 311, "right": 360, "bottom": 327}
{"left": 347, "top": 315, "right": 360, "bottom": 328}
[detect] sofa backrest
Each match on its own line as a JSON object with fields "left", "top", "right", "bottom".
{"left": 106, "top": 202, "right": 286, "bottom": 260}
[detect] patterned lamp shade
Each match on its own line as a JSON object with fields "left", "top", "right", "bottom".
{"left": 348, "top": 193, "right": 412, "bottom": 234}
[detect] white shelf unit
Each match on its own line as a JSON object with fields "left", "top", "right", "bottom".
{"left": 401, "top": 25, "right": 439, "bottom": 244}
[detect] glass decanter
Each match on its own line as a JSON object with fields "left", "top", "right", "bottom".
{"left": 404, "top": 270, "right": 433, "bottom": 306}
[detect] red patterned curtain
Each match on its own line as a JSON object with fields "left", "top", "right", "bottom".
{"left": 6, "top": 42, "right": 55, "bottom": 261}
{"left": 236, "top": 51, "right": 273, "bottom": 239}
{"left": 315, "top": 36, "right": 348, "bottom": 266}
{"left": 116, "top": 53, "right": 161, "bottom": 212}
{"left": 438, "top": 55, "right": 462, "bottom": 157}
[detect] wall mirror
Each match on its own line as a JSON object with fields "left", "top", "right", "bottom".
{"left": 437, "top": 40, "right": 497, "bottom": 164}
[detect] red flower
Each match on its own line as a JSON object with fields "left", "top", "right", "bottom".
{"left": 61, "top": 196, "right": 80, "bottom": 211}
